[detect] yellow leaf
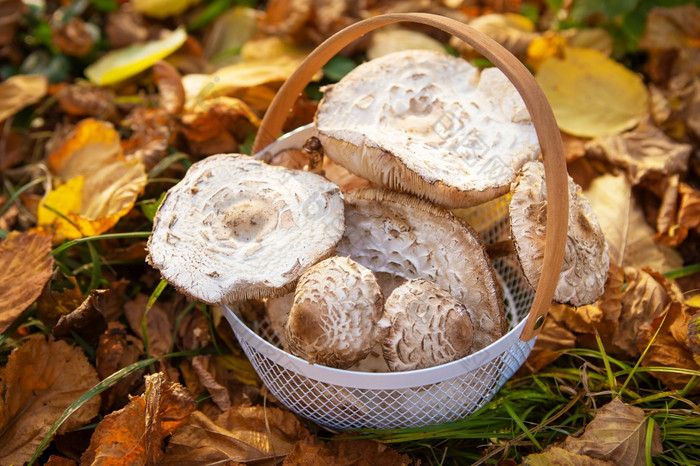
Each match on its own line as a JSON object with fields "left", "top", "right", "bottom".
{"left": 688, "top": 295, "right": 700, "bottom": 308}
{"left": 526, "top": 33, "right": 566, "bottom": 70}
{"left": 0, "top": 74, "right": 48, "bottom": 123}
{"left": 85, "top": 28, "right": 187, "bottom": 85}
{"left": 367, "top": 27, "right": 445, "bottom": 60}
{"left": 132, "top": 0, "right": 201, "bottom": 18}
{"left": 536, "top": 47, "right": 648, "bottom": 137}
{"left": 48, "top": 118, "right": 122, "bottom": 179}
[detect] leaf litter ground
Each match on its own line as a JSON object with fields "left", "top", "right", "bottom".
{"left": 1, "top": 0, "right": 700, "bottom": 464}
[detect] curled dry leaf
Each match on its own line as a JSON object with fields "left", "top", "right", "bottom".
{"left": 121, "top": 107, "right": 174, "bottom": 170}
{"left": 460, "top": 13, "right": 539, "bottom": 58}
{"left": 106, "top": 3, "right": 148, "bottom": 49}
{"left": 524, "top": 447, "right": 615, "bottom": 465}
{"left": 562, "top": 398, "right": 662, "bottom": 466}
{"left": 688, "top": 309, "right": 700, "bottom": 366}
{"left": 56, "top": 83, "right": 114, "bottom": 118}
{"left": 48, "top": 118, "right": 121, "bottom": 179}
{"left": 52, "top": 17, "right": 95, "bottom": 57}
{"left": 96, "top": 322, "right": 145, "bottom": 411}
{"left": 0, "top": 336, "right": 100, "bottom": 465}
{"left": 522, "top": 305, "right": 577, "bottom": 373}
{"left": 656, "top": 182, "right": 700, "bottom": 246}
{"left": 162, "top": 406, "right": 309, "bottom": 464}
{"left": 124, "top": 293, "right": 176, "bottom": 357}
{"left": 283, "top": 435, "right": 411, "bottom": 466}
{"left": 153, "top": 60, "right": 185, "bottom": 115}
{"left": 260, "top": 0, "right": 312, "bottom": 36}
{"left": 585, "top": 120, "right": 692, "bottom": 185}
{"left": 536, "top": 47, "right": 648, "bottom": 137}
{"left": 0, "top": 231, "right": 53, "bottom": 333}
{"left": 52, "top": 289, "right": 110, "bottom": 346}
{"left": 637, "top": 301, "right": 700, "bottom": 392}
{"left": 0, "top": 74, "right": 48, "bottom": 123}
{"left": 82, "top": 372, "right": 196, "bottom": 465}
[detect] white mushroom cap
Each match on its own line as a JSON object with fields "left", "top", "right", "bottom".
{"left": 336, "top": 189, "right": 506, "bottom": 351}
{"left": 147, "top": 154, "right": 344, "bottom": 304}
{"left": 382, "top": 279, "right": 474, "bottom": 372}
{"left": 284, "top": 256, "right": 389, "bottom": 369}
{"left": 510, "top": 160, "right": 609, "bottom": 306}
{"left": 315, "top": 49, "right": 540, "bottom": 208}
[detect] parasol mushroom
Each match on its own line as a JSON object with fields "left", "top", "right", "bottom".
{"left": 509, "top": 160, "right": 609, "bottom": 306}
{"left": 285, "top": 256, "right": 389, "bottom": 369}
{"left": 147, "top": 154, "right": 345, "bottom": 304}
{"left": 315, "top": 49, "right": 540, "bottom": 208}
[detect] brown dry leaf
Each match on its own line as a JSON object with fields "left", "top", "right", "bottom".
{"left": 651, "top": 74, "right": 700, "bottom": 141}
{"left": 688, "top": 309, "right": 700, "bottom": 366}
{"left": 637, "top": 301, "right": 700, "bottom": 391}
{"left": 82, "top": 372, "right": 196, "bottom": 465}
{"left": 639, "top": 5, "right": 700, "bottom": 81}
{"left": 562, "top": 398, "right": 662, "bottom": 465}
{"left": 260, "top": 0, "right": 311, "bottom": 36}
{"left": 524, "top": 447, "right": 615, "bottom": 465}
{"left": 52, "top": 289, "right": 111, "bottom": 346}
{"left": 154, "top": 60, "right": 185, "bottom": 115}
{"left": 162, "top": 406, "right": 308, "bottom": 464}
{"left": 462, "top": 13, "right": 539, "bottom": 58}
{"left": 124, "top": 293, "right": 176, "bottom": 357}
{"left": 45, "top": 455, "right": 78, "bottom": 466}
{"left": 585, "top": 120, "right": 692, "bottom": 185}
{"left": 0, "top": 0, "right": 23, "bottom": 46}
{"left": 121, "top": 107, "right": 175, "bottom": 170}
{"left": 0, "top": 336, "right": 100, "bottom": 464}
{"left": 283, "top": 435, "right": 412, "bottom": 466}
{"left": 57, "top": 83, "right": 114, "bottom": 118}
{"left": 523, "top": 310, "right": 576, "bottom": 373}
{"left": 0, "top": 74, "right": 48, "bottom": 123}
{"left": 0, "top": 231, "right": 53, "bottom": 333}
{"left": 96, "top": 322, "right": 144, "bottom": 410}
{"left": 52, "top": 17, "right": 94, "bottom": 57}
{"left": 656, "top": 182, "right": 700, "bottom": 246}
{"left": 106, "top": 3, "right": 148, "bottom": 48}
{"left": 36, "top": 274, "right": 85, "bottom": 321}
{"left": 367, "top": 26, "right": 445, "bottom": 60}
{"left": 584, "top": 173, "right": 682, "bottom": 272}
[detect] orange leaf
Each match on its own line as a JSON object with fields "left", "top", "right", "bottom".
{"left": 0, "top": 336, "right": 100, "bottom": 465}
{"left": 0, "top": 231, "right": 53, "bottom": 333}
{"left": 48, "top": 119, "right": 122, "bottom": 180}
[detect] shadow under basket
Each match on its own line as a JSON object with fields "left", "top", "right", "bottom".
{"left": 221, "top": 126, "right": 537, "bottom": 430}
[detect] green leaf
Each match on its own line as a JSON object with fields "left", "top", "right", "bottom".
{"left": 322, "top": 56, "right": 358, "bottom": 82}
{"left": 140, "top": 192, "right": 166, "bottom": 222}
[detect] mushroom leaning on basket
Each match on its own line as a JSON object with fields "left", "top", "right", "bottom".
{"left": 147, "top": 154, "right": 345, "bottom": 304}
{"left": 508, "top": 160, "right": 610, "bottom": 306}
{"left": 314, "top": 49, "right": 540, "bottom": 208}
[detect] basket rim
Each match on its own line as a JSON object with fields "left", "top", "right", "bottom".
{"left": 221, "top": 307, "right": 531, "bottom": 391}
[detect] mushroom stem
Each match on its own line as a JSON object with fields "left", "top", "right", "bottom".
{"left": 303, "top": 136, "right": 325, "bottom": 175}
{"left": 486, "top": 239, "right": 515, "bottom": 260}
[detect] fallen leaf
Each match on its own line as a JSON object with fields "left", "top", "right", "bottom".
{"left": 154, "top": 60, "right": 185, "bottom": 115}
{"left": 639, "top": 5, "right": 700, "bottom": 81}
{"left": 0, "top": 0, "right": 22, "bottom": 46}
{"left": 95, "top": 322, "right": 145, "bottom": 411}
{"left": 562, "top": 398, "right": 662, "bottom": 465}
{"left": 524, "top": 446, "right": 615, "bottom": 465}
{"left": 191, "top": 355, "right": 231, "bottom": 411}
{"left": 651, "top": 74, "right": 700, "bottom": 141}
{"left": 132, "top": 0, "right": 200, "bottom": 18}
{"left": 536, "top": 47, "right": 648, "bottom": 137}
{"left": 106, "top": 3, "right": 148, "bottom": 49}
{"left": 523, "top": 310, "right": 576, "bottom": 373}
{"left": 585, "top": 120, "right": 692, "bottom": 185}
{"left": 0, "top": 231, "right": 53, "bottom": 333}
{"left": 260, "top": 0, "right": 311, "bottom": 36}
{"left": 688, "top": 309, "right": 700, "bottom": 366}
{"left": 0, "top": 336, "right": 100, "bottom": 465}
{"left": 85, "top": 27, "right": 187, "bottom": 85}
{"left": 36, "top": 274, "right": 85, "bottom": 321}
{"left": 656, "top": 182, "right": 700, "bottom": 246}
{"left": 121, "top": 107, "right": 175, "bottom": 170}
{"left": 162, "top": 406, "right": 309, "bottom": 464}
{"left": 56, "top": 83, "right": 114, "bottom": 118}
{"left": 282, "top": 435, "right": 412, "bottom": 466}
{"left": 461, "top": 13, "right": 538, "bottom": 58}
{"left": 637, "top": 301, "right": 700, "bottom": 391}
{"left": 367, "top": 26, "right": 445, "bottom": 60}
{"left": 47, "top": 119, "right": 121, "bottom": 180}
{"left": 124, "top": 293, "right": 176, "bottom": 357}
{"left": 0, "top": 74, "right": 48, "bottom": 123}
{"left": 584, "top": 173, "right": 683, "bottom": 272}
{"left": 52, "top": 17, "right": 95, "bottom": 57}
{"left": 82, "top": 372, "right": 196, "bottom": 465}
{"left": 203, "top": 6, "right": 257, "bottom": 62}
{"left": 52, "top": 289, "right": 110, "bottom": 346}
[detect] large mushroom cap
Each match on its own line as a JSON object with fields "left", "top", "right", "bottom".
{"left": 336, "top": 188, "right": 506, "bottom": 351}
{"left": 285, "top": 256, "right": 388, "bottom": 369}
{"left": 315, "top": 49, "right": 540, "bottom": 208}
{"left": 383, "top": 279, "right": 474, "bottom": 372}
{"left": 510, "top": 160, "right": 609, "bottom": 306}
{"left": 147, "top": 154, "right": 344, "bottom": 304}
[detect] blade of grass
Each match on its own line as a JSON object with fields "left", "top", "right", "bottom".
{"left": 645, "top": 417, "right": 656, "bottom": 466}
{"left": 86, "top": 241, "right": 103, "bottom": 291}
{"left": 28, "top": 347, "right": 210, "bottom": 465}
{"left": 664, "top": 264, "right": 700, "bottom": 280}
{"left": 594, "top": 330, "right": 617, "bottom": 395}
{"left": 0, "top": 177, "right": 46, "bottom": 219}
{"left": 503, "top": 401, "right": 542, "bottom": 450}
{"left": 51, "top": 231, "right": 151, "bottom": 256}
{"left": 619, "top": 311, "right": 669, "bottom": 396}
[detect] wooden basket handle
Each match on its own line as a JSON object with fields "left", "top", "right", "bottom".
{"left": 253, "top": 13, "right": 568, "bottom": 342}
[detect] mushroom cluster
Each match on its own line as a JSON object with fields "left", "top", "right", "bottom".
{"left": 148, "top": 49, "right": 609, "bottom": 374}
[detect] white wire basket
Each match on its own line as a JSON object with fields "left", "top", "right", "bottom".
{"left": 220, "top": 13, "right": 568, "bottom": 430}
{"left": 221, "top": 128, "right": 536, "bottom": 430}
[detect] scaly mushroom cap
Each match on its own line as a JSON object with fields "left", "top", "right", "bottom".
{"left": 336, "top": 189, "right": 506, "bottom": 351}
{"left": 285, "top": 256, "right": 388, "bottom": 369}
{"left": 510, "top": 160, "right": 609, "bottom": 306}
{"left": 147, "top": 154, "right": 344, "bottom": 304}
{"left": 315, "top": 49, "right": 540, "bottom": 208}
{"left": 383, "top": 279, "right": 474, "bottom": 372}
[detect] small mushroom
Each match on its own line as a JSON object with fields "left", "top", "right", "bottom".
{"left": 382, "top": 279, "right": 474, "bottom": 372}
{"left": 147, "top": 154, "right": 345, "bottom": 304}
{"left": 336, "top": 188, "right": 506, "bottom": 351}
{"left": 285, "top": 256, "right": 389, "bottom": 369}
{"left": 510, "top": 160, "right": 610, "bottom": 306}
{"left": 315, "top": 49, "right": 540, "bottom": 208}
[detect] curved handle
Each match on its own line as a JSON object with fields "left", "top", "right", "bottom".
{"left": 253, "top": 13, "right": 567, "bottom": 342}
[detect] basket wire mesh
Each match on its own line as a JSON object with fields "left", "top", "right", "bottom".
{"left": 221, "top": 129, "right": 537, "bottom": 431}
